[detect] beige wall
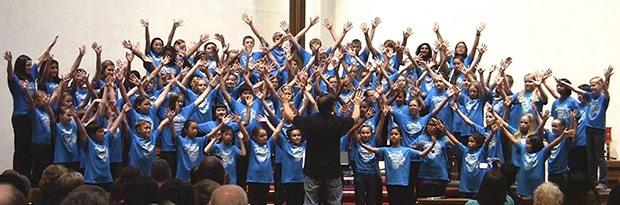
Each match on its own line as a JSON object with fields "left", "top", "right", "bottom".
{"left": 0, "top": 0, "right": 618, "bottom": 171}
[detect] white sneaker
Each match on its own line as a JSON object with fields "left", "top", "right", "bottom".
{"left": 595, "top": 183, "right": 607, "bottom": 190}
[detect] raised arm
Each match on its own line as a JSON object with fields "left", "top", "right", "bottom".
{"left": 166, "top": 19, "right": 183, "bottom": 47}
{"left": 430, "top": 85, "right": 459, "bottom": 117}
{"left": 4, "top": 51, "right": 13, "bottom": 81}
{"left": 418, "top": 135, "right": 437, "bottom": 157}
{"left": 141, "top": 19, "right": 151, "bottom": 53}
{"left": 186, "top": 34, "right": 210, "bottom": 58}
{"left": 533, "top": 71, "right": 549, "bottom": 105}
{"left": 328, "top": 21, "right": 352, "bottom": 52}
{"left": 603, "top": 65, "right": 614, "bottom": 98}
{"left": 541, "top": 69, "right": 560, "bottom": 99}
{"left": 90, "top": 42, "right": 103, "bottom": 84}
{"left": 468, "top": 23, "right": 486, "bottom": 60}
{"left": 450, "top": 102, "right": 474, "bottom": 126}
{"left": 36, "top": 35, "right": 59, "bottom": 67}
{"left": 109, "top": 102, "right": 131, "bottom": 136}
{"left": 545, "top": 129, "right": 569, "bottom": 157}
{"left": 361, "top": 23, "right": 379, "bottom": 57}
{"left": 241, "top": 13, "right": 268, "bottom": 46}
{"left": 70, "top": 109, "right": 88, "bottom": 144}
{"left": 358, "top": 139, "right": 379, "bottom": 154}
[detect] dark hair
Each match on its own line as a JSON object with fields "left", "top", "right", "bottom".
{"left": 415, "top": 43, "right": 433, "bottom": 60}
{"left": 220, "top": 125, "right": 233, "bottom": 135}
{"left": 242, "top": 35, "right": 254, "bottom": 44}
{"left": 252, "top": 126, "right": 267, "bottom": 138}
{"left": 182, "top": 120, "right": 198, "bottom": 137}
{"left": 193, "top": 179, "right": 221, "bottom": 205}
{"left": 351, "top": 39, "right": 362, "bottom": 46}
{"left": 286, "top": 126, "right": 302, "bottom": 138}
{"left": 38, "top": 59, "right": 61, "bottom": 84}
{"left": 203, "top": 42, "right": 217, "bottom": 52}
{"left": 238, "top": 84, "right": 252, "bottom": 98}
{"left": 608, "top": 183, "right": 620, "bottom": 205}
{"left": 85, "top": 121, "right": 104, "bottom": 138}
{"left": 124, "top": 176, "right": 159, "bottom": 205}
{"left": 159, "top": 179, "right": 184, "bottom": 204}
{"left": 149, "top": 38, "right": 164, "bottom": 54}
{"left": 557, "top": 78, "right": 573, "bottom": 97}
{"left": 454, "top": 41, "right": 468, "bottom": 58}
{"left": 470, "top": 134, "right": 485, "bottom": 149}
{"left": 197, "top": 156, "right": 226, "bottom": 185}
{"left": 475, "top": 169, "right": 507, "bottom": 205}
{"left": 150, "top": 159, "right": 171, "bottom": 183}
{"left": 317, "top": 93, "right": 337, "bottom": 115}
{"left": 214, "top": 103, "right": 227, "bottom": 110}
{"left": 39, "top": 164, "right": 68, "bottom": 195}
{"left": 527, "top": 135, "right": 544, "bottom": 153}
{"left": 578, "top": 84, "right": 591, "bottom": 92}
{"left": 174, "top": 39, "right": 185, "bottom": 46}
{"left": 14, "top": 55, "right": 32, "bottom": 80}
{"left": 389, "top": 127, "right": 404, "bottom": 137}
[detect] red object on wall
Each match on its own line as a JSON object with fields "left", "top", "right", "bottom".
{"left": 606, "top": 127, "right": 612, "bottom": 142}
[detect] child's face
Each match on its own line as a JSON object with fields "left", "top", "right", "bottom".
{"left": 195, "top": 80, "right": 207, "bottom": 93}
{"left": 525, "top": 138, "right": 533, "bottom": 152}
{"left": 524, "top": 77, "right": 536, "bottom": 91}
{"left": 93, "top": 128, "right": 106, "bottom": 142}
{"left": 360, "top": 127, "right": 372, "bottom": 142}
{"left": 389, "top": 129, "right": 401, "bottom": 146}
{"left": 419, "top": 44, "right": 430, "bottom": 56}
{"left": 254, "top": 129, "right": 268, "bottom": 144}
{"left": 551, "top": 120, "right": 565, "bottom": 135}
{"left": 519, "top": 116, "right": 531, "bottom": 132}
{"left": 24, "top": 60, "right": 33, "bottom": 75}
{"left": 50, "top": 63, "right": 59, "bottom": 77}
{"left": 162, "top": 73, "right": 174, "bottom": 85}
{"left": 243, "top": 38, "right": 255, "bottom": 50}
{"left": 222, "top": 130, "right": 233, "bottom": 145}
{"left": 485, "top": 112, "right": 495, "bottom": 125}
{"left": 143, "top": 79, "right": 154, "bottom": 92}
{"left": 34, "top": 93, "right": 48, "bottom": 108}
{"left": 205, "top": 44, "right": 218, "bottom": 56}
{"left": 396, "top": 76, "right": 407, "bottom": 88}
{"left": 366, "top": 90, "right": 377, "bottom": 103}
{"left": 63, "top": 95, "right": 74, "bottom": 108}
{"left": 328, "top": 78, "right": 338, "bottom": 90}
{"left": 290, "top": 60, "right": 298, "bottom": 70}
{"left": 467, "top": 137, "right": 479, "bottom": 150}
{"left": 395, "top": 93, "right": 405, "bottom": 106}
{"left": 468, "top": 85, "right": 479, "bottom": 99}
{"left": 556, "top": 84, "right": 568, "bottom": 96}
{"left": 408, "top": 100, "right": 421, "bottom": 116}
{"left": 174, "top": 96, "right": 184, "bottom": 110}
{"left": 270, "top": 77, "right": 280, "bottom": 89}
{"left": 455, "top": 43, "right": 466, "bottom": 55}
{"left": 104, "top": 65, "right": 115, "bottom": 78}
{"left": 578, "top": 93, "right": 587, "bottom": 104}
{"left": 137, "top": 99, "right": 152, "bottom": 114}
{"left": 290, "top": 129, "right": 303, "bottom": 145}
{"left": 589, "top": 79, "right": 602, "bottom": 93}
{"left": 215, "top": 107, "right": 227, "bottom": 119}
{"left": 225, "top": 75, "right": 237, "bottom": 88}
{"left": 176, "top": 43, "right": 187, "bottom": 52}
{"left": 59, "top": 111, "right": 72, "bottom": 124}
{"left": 137, "top": 123, "right": 152, "bottom": 138}
{"left": 152, "top": 40, "right": 164, "bottom": 54}
{"left": 241, "top": 90, "right": 253, "bottom": 102}
{"left": 282, "top": 87, "right": 293, "bottom": 102}
{"left": 185, "top": 122, "right": 199, "bottom": 139}
{"left": 310, "top": 41, "right": 321, "bottom": 51}
{"left": 434, "top": 78, "right": 445, "bottom": 91}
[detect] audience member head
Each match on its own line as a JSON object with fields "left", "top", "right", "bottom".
{"left": 124, "top": 176, "right": 159, "bottom": 205}
{"left": 193, "top": 179, "right": 221, "bottom": 205}
{"left": 60, "top": 185, "right": 109, "bottom": 205}
{"left": 0, "top": 184, "right": 27, "bottom": 205}
{"left": 608, "top": 183, "right": 620, "bottom": 205}
{"left": 533, "top": 182, "right": 563, "bottom": 205}
{"left": 209, "top": 184, "right": 247, "bottom": 205}
{"left": 39, "top": 164, "right": 68, "bottom": 195}
{"left": 195, "top": 156, "right": 226, "bottom": 185}
{"left": 0, "top": 170, "right": 31, "bottom": 200}
{"left": 57, "top": 171, "right": 84, "bottom": 197}
{"left": 151, "top": 159, "right": 172, "bottom": 186}
{"left": 475, "top": 169, "right": 507, "bottom": 205}
{"left": 159, "top": 179, "right": 184, "bottom": 205}
{"left": 317, "top": 93, "right": 337, "bottom": 115}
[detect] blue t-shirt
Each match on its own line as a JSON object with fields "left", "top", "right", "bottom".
{"left": 239, "top": 51, "right": 265, "bottom": 69}
{"left": 458, "top": 93, "right": 490, "bottom": 136}
{"left": 108, "top": 127, "right": 123, "bottom": 163}
{"left": 188, "top": 89, "right": 217, "bottom": 124}
{"left": 277, "top": 137, "right": 306, "bottom": 184}
{"left": 416, "top": 135, "right": 449, "bottom": 181}
{"left": 472, "top": 124, "right": 504, "bottom": 162}
{"left": 127, "top": 104, "right": 159, "bottom": 135}
{"left": 541, "top": 129, "right": 569, "bottom": 174}
{"left": 456, "top": 144, "right": 486, "bottom": 194}
{"left": 378, "top": 146, "right": 421, "bottom": 186}
{"left": 425, "top": 88, "right": 453, "bottom": 131}
{"left": 512, "top": 91, "right": 545, "bottom": 125}
{"left": 9, "top": 64, "right": 37, "bottom": 116}
{"left": 344, "top": 49, "right": 369, "bottom": 70}
{"left": 83, "top": 132, "right": 113, "bottom": 184}
{"left": 32, "top": 108, "right": 53, "bottom": 145}
{"left": 351, "top": 138, "right": 379, "bottom": 175}
{"left": 161, "top": 104, "right": 197, "bottom": 152}
{"left": 176, "top": 136, "right": 208, "bottom": 182}
{"left": 551, "top": 97, "right": 580, "bottom": 128}
{"left": 391, "top": 111, "right": 431, "bottom": 148}
{"left": 246, "top": 137, "right": 275, "bottom": 183}
{"left": 54, "top": 121, "right": 79, "bottom": 163}
{"left": 583, "top": 92, "right": 609, "bottom": 129}
{"left": 575, "top": 105, "right": 587, "bottom": 147}
{"left": 129, "top": 130, "right": 159, "bottom": 176}
{"left": 515, "top": 142, "right": 548, "bottom": 197}
{"left": 212, "top": 143, "right": 241, "bottom": 184}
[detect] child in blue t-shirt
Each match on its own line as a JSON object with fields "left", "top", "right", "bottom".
{"left": 268, "top": 121, "right": 306, "bottom": 205}
{"left": 540, "top": 115, "right": 576, "bottom": 193}
{"left": 54, "top": 107, "right": 86, "bottom": 172}
{"left": 359, "top": 127, "right": 436, "bottom": 205}
{"left": 562, "top": 66, "right": 613, "bottom": 189}
{"left": 81, "top": 103, "right": 128, "bottom": 190}
{"left": 204, "top": 121, "right": 248, "bottom": 185}
{"left": 501, "top": 116, "right": 571, "bottom": 197}
{"left": 243, "top": 125, "right": 276, "bottom": 205}
{"left": 129, "top": 109, "right": 174, "bottom": 176}
{"left": 26, "top": 90, "right": 57, "bottom": 186}
{"left": 414, "top": 118, "right": 452, "bottom": 198}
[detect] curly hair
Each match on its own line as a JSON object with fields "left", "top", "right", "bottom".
{"left": 533, "top": 182, "right": 563, "bottom": 205}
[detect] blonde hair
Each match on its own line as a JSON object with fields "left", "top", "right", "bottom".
{"left": 533, "top": 182, "right": 563, "bottom": 205}
{"left": 517, "top": 73, "right": 541, "bottom": 103}
{"left": 514, "top": 114, "right": 537, "bottom": 141}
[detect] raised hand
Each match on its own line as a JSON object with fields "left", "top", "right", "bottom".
{"left": 165, "top": 108, "right": 176, "bottom": 120}
{"left": 140, "top": 19, "right": 149, "bottom": 28}
{"left": 199, "top": 34, "right": 210, "bottom": 44}
{"left": 542, "top": 110, "right": 551, "bottom": 120}
{"left": 322, "top": 18, "right": 333, "bottom": 29}
{"left": 122, "top": 40, "right": 133, "bottom": 50}
{"left": 343, "top": 21, "right": 353, "bottom": 32}
{"left": 352, "top": 90, "right": 364, "bottom": 105}
{"left": 123, "top": 102, "right": 133, "bottom": 113}
{"left": 279, "top": 21, "right": 290, "bottom": 32}
{"left": 403, "top": 27, "right": 413, "bottom": 38}
{"left": 371, "top": 17, "right": 381, "bottom": 28}
{"left": 241, "top": 13, "right": 252, "bottom": 24}
{"left": 257, "top": 115, "right": 269, "bottom": 123}
{"left": 360, "top": 23, "right": 369, "bottom": 33}
{"left": 309, "top": 16, "right": 320, "bottom": 26}
{"left": 78, "top": 45, "right": 86, "bottom": 56}
{"left": 3, "top": 51, "right": 12, "bottom": 62}
{"left": 605, "top": 65, "right": 614, "bottom": 79}
{"left": 365, "top": 107, "right": 376, "bottom": 119}
{"left": 478, "top": 43, "right": 488, "bottom": 54}
{"left": 476, "top": 22, "right": 487, "bottom": 33}
{"left": 433, "top": 22, "right": 440, "bottom": 32}
{"left": 450, "top": 102, "right": 458, "bottom": 110}
{"left": 173, "top": 19, "right": 184, "bottom": 28}
{"left": 541, "top": 68, "right": 553, "bottom": 80}
{"left": 91, "top": 42, "right": 102, "bottom": 55}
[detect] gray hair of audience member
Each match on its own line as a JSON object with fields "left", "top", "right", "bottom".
{"left": 533, "top": 182, "right": 563, "bottom": 205}
{"left": 39, "top": 164, "right": 68, "bottom": 195}
{"left": 209, "top": 184, "right": 247, "bottom": 205}
{"left": 57, "top": 171, "right": 84, "bottom": 196}
{"left": 60, "top": 185, "right": 109, "bottom": 205}
{"left": 193, "top": 178, "right": 221, "bottom": 205}
{"left": 0, "top": 184, "right": 27, "bottom": 205}
{"left": 195, "top": 156, "right": 226, "bottom": 185}
{"left": 0, "top": 170, "right": 31, "bottom": 200}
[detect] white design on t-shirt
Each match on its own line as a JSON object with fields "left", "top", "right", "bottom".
{"left": 430, "top": 95, "right": 446, "bottom": 107}
{"left": 217, "top": 148, "right": 234, "bottom": 168}
{"left": 465, "top": 99, "right": 479, "bottom": 114}
{"left": 387, "top": 150, "right": 406, "bottom": 169}
{"left": 40, "top": 113, "right": 51, "bottom": 133}
{"left": 183, "top": 142, "right": 200, "bottom": 163}
{"left": 198, "top": 99, "right": 210, "bottom": 114}
{"left": 358, "top": 146, "right": 375, "bottom": 163}
{"left": 139, "top": 138, "right": 155, "bottom": 157}
{"left": 549, "top": 142, "right": 560, "bottom": 161}
{"left": 60, "top": 127, "right": 77, "bottom": 148}
{"left": 523, "top": 152, "right": 538, "bottom": 170}
{"left": 555, "top": 103, "right": 571, "bottom": 122}
{"left": 426, "top": 142, "right": 442, "bottom": 160}
{"left": 589, "top": 98, "right": 601, "bottom": 119}
{"left": 465, "top": 153, "right": 479, "bottom": 172}
{"left": 94, "top": 143, "right": 108, "bottom": 162}
{"left": 291, "top": 145, "right": 305, "bottom": 162}
{"left": 173, "top": 114, "right": 186, "bottom": 134}
{"left": 405, "top": 121, "right": 422, "bottom": 136}
{"left": 254, "top": 143, "right": 270, "bottom": 163}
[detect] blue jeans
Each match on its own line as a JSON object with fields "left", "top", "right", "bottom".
{"left": 586, "top": 127, "right": 607, "bottom": 184}
{"left": 304, "top": 176, "right": 342, "bottom": 205}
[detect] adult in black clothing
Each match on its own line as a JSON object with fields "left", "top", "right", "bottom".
{"left": 282, "top": 92, "right": 363, "bottom": 205}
